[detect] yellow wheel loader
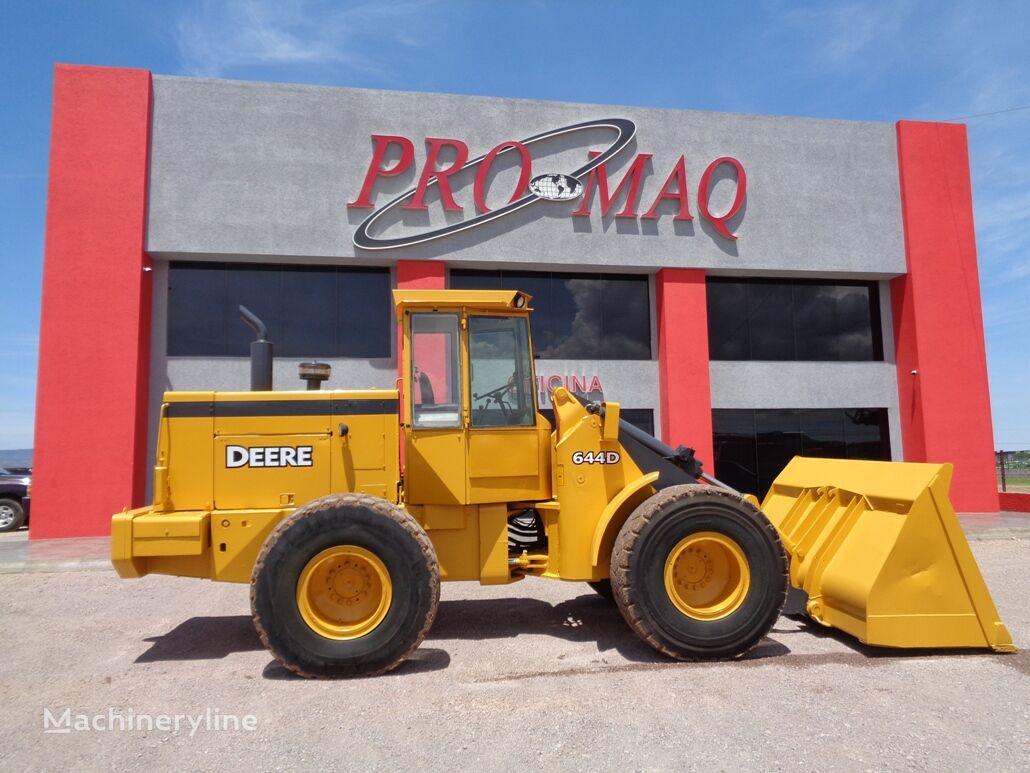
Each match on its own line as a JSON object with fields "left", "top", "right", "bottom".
{"left": 112, "top": 290, "right": 1013, "bottom": 678}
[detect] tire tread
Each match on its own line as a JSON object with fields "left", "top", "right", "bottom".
{"left": 250, "top": 493, "right": 439, "bottom": 679}
{"left": 610, "top": 484, "right": 787, "bottom": 661}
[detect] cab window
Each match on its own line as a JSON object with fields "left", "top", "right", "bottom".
{"left": 469, "top": 316, "right": 535, "bottom": 427}
{"left": 411, "top": 313, "right": 462, "bottom": 429}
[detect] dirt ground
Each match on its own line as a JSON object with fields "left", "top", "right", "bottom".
{"left": 1, "top": 537, "right": 1027, "bottom": 772}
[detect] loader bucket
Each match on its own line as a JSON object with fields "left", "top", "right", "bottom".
{"left": 761, "top": 457, "right": 1014, "bottom": 652}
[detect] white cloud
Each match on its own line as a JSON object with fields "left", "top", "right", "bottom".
{"left": 1002, "top": 260, "right": 1030, "bottom": 281}
{"left": 174, "top": 0, "right": 441, "bottom": 78}
{"left": 782, "top": 1, "right": 915, "bottom": 72}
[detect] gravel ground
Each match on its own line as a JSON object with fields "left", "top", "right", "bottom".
{"left": 1, "top": 538, "right": 1027, "bottom": 772}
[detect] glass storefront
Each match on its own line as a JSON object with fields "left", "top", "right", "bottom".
{"left": 167, "top": 262, "right": 392, "bottom": 357}
{"left": 707, "top": 278, "right": 883, "bottom": 361}
{"left": 450, "top": 270, "right": 651, "bottom": 360}
{"left": 712, "top": 407, "right": 891, "bottom": 497}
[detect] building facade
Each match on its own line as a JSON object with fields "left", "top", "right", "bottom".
{"left": 31, "top": 64, "right": 999, "bottom": 538}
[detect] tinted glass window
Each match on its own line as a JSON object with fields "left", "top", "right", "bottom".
{"left": 755, "top": 409, "right": 803, "bottom": 495}
{"left": 709, "top": 409, "right": 758, "bottom": 495}
{"left": 713, "top": 408, "right": 891, "bottom": 498}
{"left": 749, "top": 283, "right": 795, "bottom": 361}
{"left": 338, "top": 269, "right": 392, "bottom": 357}
{"left": 844, "top": 408, "right": 891, "bottom": 460}
{"left": 706, "top": 281, "right": 749, "bottom": 360}
{"left": 469, "top": 316, "right": 535, "bottom": 427}
{"left": 280, "top": 267, "right": 334, "bottom": 355}
{"left": 168, "top": 262, "right": 391, "bottom": 357}
{"left": 167, "top": 264, "right": 227, "bottom": 356}
{"left": 451, "top": 270, "right": 651, "bottom": 360}
{"left": 410, "top": 314, "right": 462, "bottom": 429}
{"left": 798, "top": 409, "right": 846, "bottom": 459}
{"left": 602, "top": 275, "right": 651, "bottom": 358}
{"left": 707, "top": 278, "right": 882, "bottom": 361}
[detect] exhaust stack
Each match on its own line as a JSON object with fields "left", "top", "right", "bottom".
{"left": 239, "top": 305, "right": 272, "bottom": 391}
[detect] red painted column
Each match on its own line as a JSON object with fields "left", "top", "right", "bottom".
{"left": 394, "top": 261, "right": 446, "bottom": 473}
{"left": 32, "top": 65, "right": 153, "bottom": 538}
{"left": 893, "top": 120, "right": 998, "bottom": 512}
{"left": 395, "top": 260, "right": 446, "bottom": 380}
{"left": 656, "top": 269, "right": 714, "bottom": 470}
{"left": 396, "top": 260, "right": 447, "bottom": 289}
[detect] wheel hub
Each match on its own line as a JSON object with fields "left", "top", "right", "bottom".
{"left": 0, "top": 505, "right": 14, "bottom": 529}
{"left": 297, "top": 546, "right": 392, "bottom": 640}
{"left": 664, "top": 531, "right": 751, "bottom": 621}
{"left": 676, "top": 547, "right": 713, "bottom": 587}
{"left": 328, "top": 560, "right": 374, "bottom": 604}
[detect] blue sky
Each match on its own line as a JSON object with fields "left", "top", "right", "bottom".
{"left": 1, "top": 0, "right": 1028, "bottom": 449}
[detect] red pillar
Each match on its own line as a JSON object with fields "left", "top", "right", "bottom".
{"left": 893, "top": 120, "right": 999, "bottom": 512}
{"left": 396, "top": 261, "right": 447, "bottom": 289}
{"left": 31, "top": 65, "right": 153, "bottom": 539}
{"left": 655, "top": 269, "right": 714, "bottom": 470}
{"left": 395, "top": 260, "right": 446, "bottom": 380}
{"left": 394, "top": 261, "right": 446, "bottom": 472}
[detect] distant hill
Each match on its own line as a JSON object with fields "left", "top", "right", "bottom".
{"left": 0, "top": 449, "right": 33, "bottom": 468}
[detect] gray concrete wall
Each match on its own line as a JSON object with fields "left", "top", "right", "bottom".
{"left": 165, "top": 357, "right": 397, "bottom": 393}
{"left": 146, "top": 76, "right": 905, "bottom": 277}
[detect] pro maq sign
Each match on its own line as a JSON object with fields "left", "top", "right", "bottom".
{"left": 347, "top": 118, "right": 746, "bottom": 250}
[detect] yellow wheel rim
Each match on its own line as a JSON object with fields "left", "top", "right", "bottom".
{"left": 664, "top": 531, "right": 751, "bottom": 621}
{"left": 296, "top": 546, "right": 392, "bottom": 640}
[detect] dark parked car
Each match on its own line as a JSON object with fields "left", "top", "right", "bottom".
{"left": 0, "top": 467, "right": 30, "bottom": 532}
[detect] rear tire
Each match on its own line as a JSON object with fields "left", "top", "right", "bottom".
{"left": 251, "top": 494, "right": 440, "bottom": 678}
{"left": 611, "top": 485, "right": 786, "bottom": 660}
{"left": 0, "top": 499, "right": 25, "bottom": 532}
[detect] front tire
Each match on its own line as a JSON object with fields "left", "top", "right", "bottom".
{"left": 251, "top": 494, "right": 440, "bottom": 678}
{"left": 611, "top": 485, "right": 787, "bottom": 660}
{"left": 0, "top": 499, "right": 25, "bottom": 532}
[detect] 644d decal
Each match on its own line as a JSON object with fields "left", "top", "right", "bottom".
{"left": 571, "top": 451, "right": 621, "bottom": 465}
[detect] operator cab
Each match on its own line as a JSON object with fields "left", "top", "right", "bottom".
{"left": 395, "top": 290, "right": 551, "bottom": 506}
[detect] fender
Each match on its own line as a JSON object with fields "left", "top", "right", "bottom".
{"left": 589, "top": 471, "right": 660, "bottom": 567}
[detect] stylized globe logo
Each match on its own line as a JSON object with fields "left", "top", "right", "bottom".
{"left": 529, "top": 173, "right": 584, "bottom": 201}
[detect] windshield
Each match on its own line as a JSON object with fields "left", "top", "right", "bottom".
{"left": 469, "top": 315, "right": 535, "bottom": 427}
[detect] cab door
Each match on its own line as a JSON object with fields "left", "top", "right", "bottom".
{"left": 404, "top": 312, "right": 468, "bottom": 505}
{"left": 466, "top": 314, "right": 550, "bottom": 503}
